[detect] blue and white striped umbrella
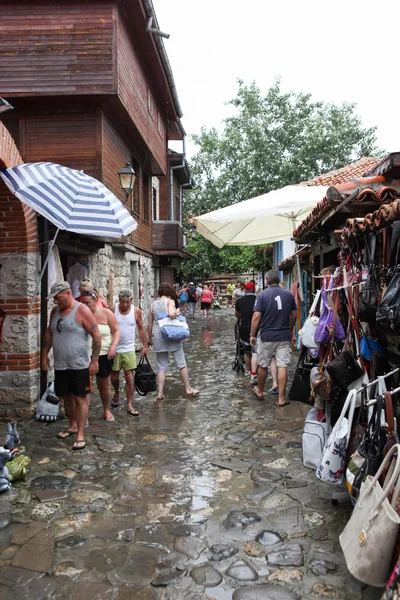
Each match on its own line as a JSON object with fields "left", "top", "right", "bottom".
{"left": 0, "top": 161, "right": 138, "bottom": 237}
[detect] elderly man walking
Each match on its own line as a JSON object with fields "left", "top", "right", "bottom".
{"left": 111, "top": 289, "right": 148, "bottom": 416}
{"left": 250, "top": 271, "right": 297, "bottom": 407}
{"left": 41, "top": 281, "right": 102, "bottom": 450}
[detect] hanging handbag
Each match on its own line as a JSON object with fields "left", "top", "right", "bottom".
{"left": 299, "top": 290, "right": 321, "bottom": 349}
{"left": 314, "top": 287, "right": 346, "bottom": 344}
{"left": 358, "top": 232, "right": 381, "bottom": 323}
{"left": 325, "top": 350, "right": 365, "bottom": 390}
{"left": 376, "top": 268, "right": 400, "bottom": 333}
{"left": 302, "top": 407, "right": 331, "bottom": 469}
{"left": 382, "top": 557, "right": 400, "bottom": 600}
{"left": 316, "top": 389, "right": 357, "bottom": 484}
{"left": 339, "top": 444, "right": 400, "bottom": 587}
{"left": 288, "top": 349, "right": 315, "bottom": 405}
{"left": 135, "top": 355, "right": 157, "bottom": 396}
{"left": 350, "top": 394, "right": 389, "bottom": 504}
{"left": 360, "top": 336, "right": 386, "bottom": 362}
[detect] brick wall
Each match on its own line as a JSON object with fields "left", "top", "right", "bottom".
{"left": 0, "top": 121, "right": 40, "bottom": 420}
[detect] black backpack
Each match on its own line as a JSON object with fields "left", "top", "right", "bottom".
{"left": 135, "top": 355, "right": 157, "bottom": 396}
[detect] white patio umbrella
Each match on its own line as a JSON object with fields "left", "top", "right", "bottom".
{"left": 194, "top": 185, "right": 329, "bottom": 248}
{"left": 0, "top": 162, "right": 138, "bottom": 307}
{"left": 194, "top": 184, "right": 330, "bottom": 300}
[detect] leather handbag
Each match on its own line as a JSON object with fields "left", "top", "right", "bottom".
{"left": 316, "top": 389, "right": 357, "bottom": 485}
{"left": 350, "top": 395, "right": 389, "bottom": 504}
{"left": 358, "top": 232, "right": 380, "bottom": 323}
{"left": 325, "top": 350, "right": 365, "bottom": 390}
{"left": 339, "top": 444, "right": 400, "bottom": 587}
{"left": 314, "top": 288, "right": 346, "bottom": 344}
{"left": 135, "top": 355, "right": 157, "bottom": 396}
{"left": 288, "top": 349, "right": 315, "bottom": 405}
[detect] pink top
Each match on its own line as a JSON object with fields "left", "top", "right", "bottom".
{"left": 201, "top": 290, "right": 213, "bottom": 303}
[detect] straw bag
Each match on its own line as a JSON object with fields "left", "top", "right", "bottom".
{"left": 340, "top": 444, "right": 400, "bottom": 587}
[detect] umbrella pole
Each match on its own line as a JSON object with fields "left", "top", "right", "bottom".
{"left": 291, "top": 218, "right": 304, "bottom": 303}
{"left": 29, "top": 228, "right": 60, "bottom": 310}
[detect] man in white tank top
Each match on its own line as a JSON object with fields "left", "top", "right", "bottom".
{"left": 111, "top": 289, "right": 148, "bottom": 416}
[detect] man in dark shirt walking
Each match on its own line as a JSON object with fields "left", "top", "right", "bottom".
{"left": 250, "top": 271, "right": 297, "bottom": 406}
{"left": 235, "top": 281, "right": 258, "bottom": 384}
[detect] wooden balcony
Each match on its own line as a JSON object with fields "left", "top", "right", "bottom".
{"left": 153, "top": 221, "right": 183, "bottom": 252}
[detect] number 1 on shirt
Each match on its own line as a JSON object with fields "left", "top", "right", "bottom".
{"left": 275, "top": 295, "right": 282, "bottom": 310}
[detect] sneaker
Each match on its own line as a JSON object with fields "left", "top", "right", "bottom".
{"left": 250, "top": 375, "right": 258, "bottom": 386}
{"left": 245, "top": 370, "right": 251, "bottom": 377}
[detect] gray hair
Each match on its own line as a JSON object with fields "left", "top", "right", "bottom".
{"left": 118, "top": 289, "right": 133, "bottom": 300}
{"left": 265, "top": 270, "right": 280, "bottom": 285}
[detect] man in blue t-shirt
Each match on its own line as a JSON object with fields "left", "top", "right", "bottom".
{"left": 250, "top": 271, "right": 297, "bottom": 406}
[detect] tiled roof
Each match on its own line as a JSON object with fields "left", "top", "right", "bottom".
{"left": 301, "top": 157, "right": 381, "bottom": 187}
{"left": 339, "top": 199, "right": 400, "bottom": 242}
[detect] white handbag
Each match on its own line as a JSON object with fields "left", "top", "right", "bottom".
{"left": 316, "top": 389, "right": 357, "bottom": 485}
{"left": 299, "top": 290, "right": 321, "bottom": 349}
{"left": 340, "top": 444, "right": 400, "bottom": 587}
{"left": 302, "top": 407, "right": 331, "bottom": 469}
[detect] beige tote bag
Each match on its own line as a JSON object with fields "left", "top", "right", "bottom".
{"left": 339, "top": 443, "right": 400, "bottom": 587}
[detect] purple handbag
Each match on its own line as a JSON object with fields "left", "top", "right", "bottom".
{"left": 314, "top": 288, "right": 346, "bottom": 344}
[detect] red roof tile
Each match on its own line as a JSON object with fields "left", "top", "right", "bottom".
{"left": 301, "top": 157, "right": 381, "bottom": 187}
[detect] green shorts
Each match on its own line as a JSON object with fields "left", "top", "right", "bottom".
{"left": 111, "top": 351, "right": 136, "bottom": 372}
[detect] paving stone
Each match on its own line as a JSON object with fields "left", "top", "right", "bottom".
{"left": 269, "top": 508, "right": 298, "bottom": 531}
{"left": 174, "top": 536, "right": 207, "bottom": 559}
{"left": 225, "top": 431, "right": 254, "bottom": 443}
{"left": 190, "top": 563, "right": 223, "bottom": 586}
{"left": 256, "top": 530, "right": 284, "bottom": 546}
{"left": 262, "top": 493, "right": 294, "bottom": 510}
{"left": 167, "top": 522, "right": 206, "bottom": 537}
{"left": 303, "top": 512, "right": 325, "bottom": 527}
{"left": 0, "top": 546, "right": 19, "bottom": 560}
{"left": 246, "top": 487, "right": 274, "bottom": 502}
{"left": 222, "top": 509, "right": 261, "bottom": 530}
{"left": 211, "top": 457, "right": 256, "bottom": 473}
{"left": 243, "top": 541, "right": 264, "bottom": 557}
{"left": 266, "top": 457, "right": 291, "bottom": 470}
{"left": 30, "top": 475, "right": 71, "bottom": 491}
{"left": 31, "top": 503, "right": 61, "bottom": 520}
{"left": 266, "top": 544, "right": 304, "bottom": 567}
{"left": 276, "top": 420, "right": 305, "bottom": 432}
{"left": 310, "top": 583, "right": 340, "bottom": 597}
{"left": 251, "top": 468, "right": 283, "bottom": 484}
{"left": 285, "top": 478, "right": 308, "bottom": 489}
{"left": 10, "top": 521, "right": 46, "bottom": 545}
{"left": 12, "top": 528, "right": 53, "bottom": 573}
{"left": 311, "top": 526, "right": 329, "bottom": 541}
{"left": 226, "top": 558, "right": 259, "bottom": 581}
{"left": 210, "top": 543, "right": 238, "bottom": 561}
{"left": 268, "top": 568, "right": 304, "bottom": 583}
{"left": 34, "top": 489, "right": 68, "bottom": 503}
{"left": 286, "top": 441, "right": 302, "bottom": 449}
{"left": 151, "top": 567, "right": 187, "bottom": 586}
{"left": 55, "top": 536, "right": 86, "bottom": 549}
{"left": 158, "top": 586, "right": 215, "bottom": 599}
{"left": 232, "top": 584, "right": 299, "bottom": 599}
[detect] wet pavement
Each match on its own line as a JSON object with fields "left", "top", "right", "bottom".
{"left": 0, "top": 310, "right": 382, "bottom": 599}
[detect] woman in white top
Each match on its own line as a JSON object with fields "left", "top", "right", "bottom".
{"left": 80, "top": 290, "right": 120, "bottom": 422}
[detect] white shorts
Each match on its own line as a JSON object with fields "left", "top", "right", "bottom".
{"left": 257, "top": 341, "right": 291, "bottom": 368}
{"left": 156, "top": 348, "right": 187, "bottom": 372}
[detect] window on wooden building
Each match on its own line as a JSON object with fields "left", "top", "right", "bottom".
{"left": 152, "top": 177, "right": 160, "bottom": 221}
{"left": 143, "top": 174, "right": 150, "bottom": 223}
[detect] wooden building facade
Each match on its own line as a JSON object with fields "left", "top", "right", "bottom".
{"left": 0, "top": 0, "right": 190, "bottom": 416}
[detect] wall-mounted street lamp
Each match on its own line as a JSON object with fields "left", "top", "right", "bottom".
{"left": 118, "top": 163, "right": 136, "bottom": 205}
{"left": 0, "top": 97, "right": 14, "bottom": 114}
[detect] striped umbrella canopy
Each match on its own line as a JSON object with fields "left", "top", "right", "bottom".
{"left": 0, "top": 161, "right": 138, "bottom": 237}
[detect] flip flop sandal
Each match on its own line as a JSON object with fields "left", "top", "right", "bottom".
{"left": 72, "top": 440, "right": 86, "bottom": 451}
{"left": 275, "top": 400, "right": 291, "bottom": 408}
{"left": 251, "top": 388, "right": 264, "bottom": 401}
{"left": 268, "top": 388, "right": 279, "bottom": 395}
{"left": 187, "top": 390, "right": 200, "bottom": 397}
{"left": 111, "top": 397, "right": 120, "bottom": 407}
{"left": 127, "top": 409, "right": 139, "bottom": 416}
{"left": 105, "top": 414, "right": 115, "bottom": 422}
{"left": 57, "top": 430, "right": 77, "bottom": 439}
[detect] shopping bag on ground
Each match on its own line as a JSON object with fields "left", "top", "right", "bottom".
{"left": 135, "top": 355, "right": 157, "bottom": 396}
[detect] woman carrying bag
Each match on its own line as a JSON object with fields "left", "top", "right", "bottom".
{"left": 148, "top": 283, "right": 200, "bottom": 402}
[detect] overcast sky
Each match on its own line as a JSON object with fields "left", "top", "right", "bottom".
{"left": 153, "top": 0, "right": 400, "bottom": 160}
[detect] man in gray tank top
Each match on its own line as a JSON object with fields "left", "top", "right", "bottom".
{"left": 41, "top": 281, "right": 102, "bottom": 450}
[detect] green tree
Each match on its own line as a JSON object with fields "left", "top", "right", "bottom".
{"left": 182, "top": 79, "right": 381, "bottom": 280}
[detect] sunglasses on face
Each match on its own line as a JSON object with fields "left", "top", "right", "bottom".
{"left": 56, "top": 318, "right": 63, "bottom": 333}
{"left": 81, "top": 290, "right": 97, "bottom": 299}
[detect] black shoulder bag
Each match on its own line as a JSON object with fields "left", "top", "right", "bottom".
{"left": 377, "top": 222, "right": 400, "bottom": 333}
{"left": 358, "top": 232, "right": 380, "bottom": 323}
{"left": 135, "top": 355, "right": 157, "bottom": 396}
{"left": 288, "top": 349, "right": 317, "bottom": 405}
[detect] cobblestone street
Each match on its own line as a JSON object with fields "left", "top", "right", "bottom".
{"left": 0, "top": 311, "right": 381, "bottom": 599}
